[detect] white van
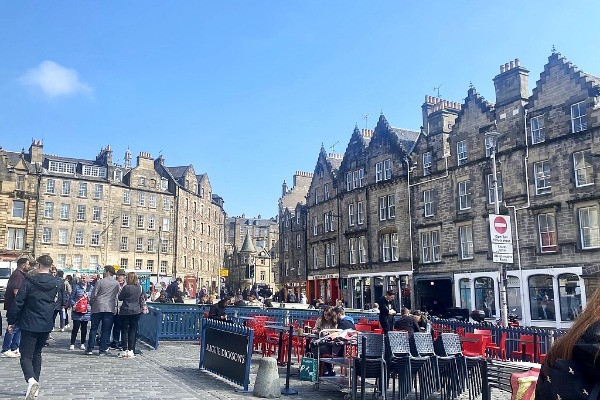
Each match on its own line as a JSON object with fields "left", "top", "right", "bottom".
{"left": 0, "top": 261, "right": 16, "bottom": 302}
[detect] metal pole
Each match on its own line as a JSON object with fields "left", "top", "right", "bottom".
{"left": 157, "top": 225, "right": 162, "bottom": 284}
{"left": 492, "top": 150, "right": 509, "bottom": 327}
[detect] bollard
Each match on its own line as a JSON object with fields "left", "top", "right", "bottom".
{"left": 253, "top": 357, "right": 281, "bottom": 398}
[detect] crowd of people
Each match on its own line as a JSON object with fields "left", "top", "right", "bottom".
{"left": 2, "top": 257, "right": 151, "bottom": 399}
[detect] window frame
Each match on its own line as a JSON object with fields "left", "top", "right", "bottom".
{"left": 573, "top": 150, "right": 593, "bottom": 187}
{"left": 579, "top": 205, "right": 600, "bottom": 249}
{"left": 459, "top": 225, "right": 474, "bottom": 259}
{"left": 538, "top": 213, "right": 558, "bottom": 253}
{"left": 457, "top": 140, "right": 467, "bottom": 165}
{"left": 534, "top": 160, "right": 551, "bottom": 195}
{"left": 458, "top": 181, "right": 471, "bottom": 210}
{"left": 571, "top": 101, "right": 587, "bottom": 133}
{"left": 383, "top": 159, "right": 392, "bottom": 180}
{"left": 424, "top": 189, "right": 433, "bottom": 217}
{"left": 375, "top": 162, "right": 383, "bottom": 182}
{"left": 12, "top": 200, "right": 25, "bottom": 218}
{"left": 531, "top": 115, "right": 545, "bottom": 144}
{"left": 487, "top": 173, "right": 504, "bottom": 204}
{"left": 348, "top": 203, "right": 355, "bottom": 226}
{"left": 423, "top": 152, "right": 432, "bottom": 176}
{"left": 357, "top": 201, "right": 364, "bottom": 225}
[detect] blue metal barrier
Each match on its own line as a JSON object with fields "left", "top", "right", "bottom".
{"left": 199, "top": 318, "right": 254, "bottom": 391}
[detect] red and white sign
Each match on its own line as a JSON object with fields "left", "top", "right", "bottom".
{"left": 489, "top": 214, "right": 513, "bottom": 263}
{"left": 489, "top": 214, "right": 512, "bottom": 244}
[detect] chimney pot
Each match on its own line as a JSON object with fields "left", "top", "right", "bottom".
{"left": 510, "top": 60, "right": 515, "bottom": 69}
{"left": 500, "top": 65, "right": 505, "bottom": 73}
{"left": 505, "top": 63, "right": 510, "bottom": 71}
{"left": 515, "top": 58, "right": 521, "bottom": 67}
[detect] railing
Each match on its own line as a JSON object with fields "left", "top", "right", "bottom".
{"left": 430, "top": 318, "right": 568, "bottom": 363}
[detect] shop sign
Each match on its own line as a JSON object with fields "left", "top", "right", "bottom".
{"left": 307, "top": 273, "right": 339, "bottom": 280}
{"left": 219, "top": 269, "right": 229, "bottom": 277}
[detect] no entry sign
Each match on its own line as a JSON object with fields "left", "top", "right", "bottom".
{"left": 489, "top": 214, "right": 512, "bottom": 244}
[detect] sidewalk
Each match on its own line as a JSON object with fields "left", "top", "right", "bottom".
{"left": 0, "top": 313, "right": 511, "bottom": 399}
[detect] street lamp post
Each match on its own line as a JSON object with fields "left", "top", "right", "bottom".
{"left": 488, "top": 132, "right": 509, "bottom": 327}
{"left": 157, "top": 225, "right": 162, "bottom": 284}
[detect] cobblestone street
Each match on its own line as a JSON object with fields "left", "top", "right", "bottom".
{"left": 0, "top": 323, "right": 512, "bottom": 399}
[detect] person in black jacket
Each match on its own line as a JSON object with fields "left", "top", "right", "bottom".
{"left": 393, "top": 308, "right": 421, "bottom": 335}
{"left": 7, "top": 255, "right": 59, "bottom": 400}
{"left": 536, "top": 285, "right": 600, "bottom": 398}
{"left": 208, "top": 297, "right": 231, "bottom": 321}
{"left": 377, "top": 290, "right": 397, "bottom": 334}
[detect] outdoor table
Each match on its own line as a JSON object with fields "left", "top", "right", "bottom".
{"left": 505, "top": 336, "right": 538, "bottom": 362}
{"left": 264, "top": 324, "right": 289, "bottom": 365}
{"left": 235, "top": 316, "right": 255, "bottom": 325}
{"left": 459, "top": 336, "right": 480, "bottom": 343}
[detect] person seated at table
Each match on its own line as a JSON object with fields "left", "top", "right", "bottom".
{"left": 313, "top": 306, "right": 337, "bottom": 334}
{"left": 197, "top": 294, "right": 211, "bottom": 305}
{"left": 393, "top": 307, "right": 420, "bottom": 335}
{"left": 156, "top": 293, "right": 169, "bottom": 303}
{"left": 367, "top": 303, "right": 380, "bottom": 313}
{"left": 411, "top": 310, "right": 428, "bottom": 332}
{"left": 232, "top": 295, "right": 246, "bottom": 307}
{"left": 334, "top": 306, "right": 355, "bottom": 330}
{"left": 208, "top": 297, "right": 232, "bottom": 321}
{"left": 246, "top": 294, "right": 262, "bottom": 307}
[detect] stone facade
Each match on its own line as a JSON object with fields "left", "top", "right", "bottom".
{"left": 0, "top": 142, "right": 225, "bottom": 292}
{"left": 278, "top": 171, "right": 311, "bottom": 300}
{"left": 224, "top": 215, "right": 279, "bottom": 291}
{"left": 290, "top": 52, "right": 600, "bottom": 328}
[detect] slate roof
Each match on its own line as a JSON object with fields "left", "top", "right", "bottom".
{"left": 390, "top": 127, "right": 420, "bottom": 153}
{"left": 166, "top": 166, "right": 189, "bottom": 179}
{"left": 240, "top": 231, "right": 257, "bottom": 253}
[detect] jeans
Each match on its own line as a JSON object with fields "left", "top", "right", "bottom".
{"left": 19, "top": 330, "right": 49, "bottom": 383}
{"left": 70, "top": 320, "right": 88, "bottom": 345}
{"left": 111, "top": 314, "right": 122, "bottom": 346}
{"left": 87, "top": 312, "right": 113, "bottom": 353}
{"left": 120, "top": 314, "right": 140, "bottom": 351}
{"left": 2, "top": 323, "right": 21, "bottom": 352}
{"left": 52, "top": 309, "right": 65, "bottom": 329}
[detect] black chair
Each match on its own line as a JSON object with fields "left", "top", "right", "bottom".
{"left": 440, "top": 333, "right": 483, "bottom": 400}
{"left": 387, "top": 331, "right": 412, "bottom": 400}
{"left": 352, "top": 333, "right": 387, "bottom": 400}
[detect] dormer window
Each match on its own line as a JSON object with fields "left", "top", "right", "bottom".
{"left": 139, "top": 177, "right": 146, "bottom": 187}
{"left": 161, "top": 178, "right": 168, "bottom": 190}
{"left": 114, "top": 169, "right": 123, "bottom": 182}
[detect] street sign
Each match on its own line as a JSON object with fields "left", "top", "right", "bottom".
{"left": 493, "top": 253, "right": 514, "bottom": 263}
{"left": 489, "top": 215, "right": 512, "bottom": 244}
{"left": 492, "top": 243, "right": 513, "bottom": 254}
{"left": 490, "top": 214, "right": 513, "bottom": 264}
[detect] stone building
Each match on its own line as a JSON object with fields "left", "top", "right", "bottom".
{"left": 0, "top": 142, "right": 225, "bottom": 292}
{"left": 278, "top": 171, "right": 311, "bottom": 301}
{"left": 290, "top": 51, "right": 600, "bottom": 328}
{"left": 224, "top": 215, "right": 278, "bottom": 292}
{"left": 164, "top": 165, "right": 226, "bottom": 296}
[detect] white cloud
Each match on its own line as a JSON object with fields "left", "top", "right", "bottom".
{"left": 20, "top": 60, "right": 93, "bottom": 97}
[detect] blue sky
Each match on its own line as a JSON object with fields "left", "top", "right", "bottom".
{"left": 1, "top": 1, "right": 599, "bottom": 218}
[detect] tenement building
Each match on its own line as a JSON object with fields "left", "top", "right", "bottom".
{"left": 224, "top": 215, "right": 278, "bottom": 292}
{"left": 0, "top": 142, "right": 225, "bottom": 290}
{"left": 278, "top": 171, "right": 311, "bottom": 301}
{"left": 283, "top": 51, "right": 600, "bottom": 328}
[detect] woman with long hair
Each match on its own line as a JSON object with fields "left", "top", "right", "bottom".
{"left": 118, "top": 272, "right": 142, "bottom": 358}
{"left": 536, "top": 286, "right": 600, "bottom": 397}
{"left": 69, "top": 274, "right": 93, "bottom": 350}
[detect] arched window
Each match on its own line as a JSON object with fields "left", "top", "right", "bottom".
{"left": 528, "top": 274, "right": 553, "bottom": 320}
{"left": 459, "top": 278, "right": 471, "bottom": 310}
{"left": 474, "top": 277, "right": 495, "bottom": 317}
{"left": 558, "top": 273, "right": 581, "bottom": 321}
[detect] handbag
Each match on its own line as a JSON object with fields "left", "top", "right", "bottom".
{"left": 73, "top": 295, "right": 88, "bottom": 313}
{"left": 299, "top": 352, "right": 318, "bottom": 382}
{"left": 139, "top": 291, "right": 149, "bottom": 314}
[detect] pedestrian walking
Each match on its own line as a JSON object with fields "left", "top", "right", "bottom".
{"left": 1, "top": 257, "right": 30, "bottom": 358}
{"left": 118, "top": 272, "right": 143, "bottom": 358}
{"left": 85, "top": 266, "right": 120, "bottom": 355}
{"left": 7, "top": 255, "right": 60, "bottom": 400}
{"left": 69, "top": 274, "right": 93, "bottom": 351}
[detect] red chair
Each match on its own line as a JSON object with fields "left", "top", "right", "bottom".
{"left": 456, "top": 327, "right": 466, "bottom": 337}
{"left": 487, "top": 332, "right": 507, "bottom": 360}
{"left": 358, "top": 318, "right": 369, "bottom": 324}
{"left": 462, "top": 333, "right": 488, "bottom": 357}
{"left": 511, "top": 334, "right": 545, "bottom": 362}
{"left": 355, "top": 324, "right": 372, "bottom": 332}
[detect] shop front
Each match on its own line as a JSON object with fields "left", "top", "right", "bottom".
{"left": 454, "top": 266, "right": 584, "bottom": 328}
{"left": 347, "top": 272, "right": 412, "bottom": 311}
{"left": 307, "top": 273, "right": 339, "bottom": 305}
{"left": 282, "top": 281, "right": 307, "bottom": 302}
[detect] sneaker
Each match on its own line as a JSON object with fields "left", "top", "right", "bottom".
{"left": 47, "top": 335, "right": 54, "bottom": 340}
{"left": 60, "top": 328, "right": 65, "bottom": 332}
{"left": 25, "top": 378, "right": 39, "bottom": 400}
{"left": 69, "top": 345, "right": 75, "bottom": 350}
{"left": 98, "top": 351, "right": 110, "bottom": 356}
{"left": 80, "top": 344, "right": 86, "bottom": 350}
{"left": 1, "top": 350, "right": 16, "bottom": 358}
{"left": 127, "top": 350, "right": 135, "bottom": 358}
{"left": 64, "top": 324, "right": 70, "bottom": 329}
{"left": 85, "top": 351, "right": 93, "bottom": 355}
{"left": 13, "top": 349, "right": 20, "bottom": 357}
{"left": 117, "top": 351, "right": 128, "bottom": 358}
{"left": 33, "top": 385, "right": 39, "bottom": 398}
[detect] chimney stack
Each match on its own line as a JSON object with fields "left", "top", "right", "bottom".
{"left": 493, "top": 58, "right": 529, "bottom": 107}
